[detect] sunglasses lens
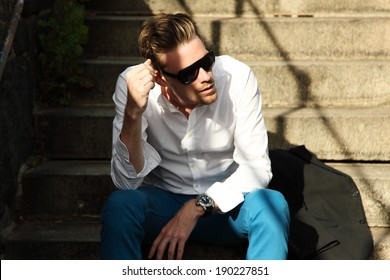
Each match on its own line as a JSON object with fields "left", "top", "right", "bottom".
{"left": 180, "top": 71, "right": 198, "bottom": 84}
{"left": 179, "top": 51, "right": 215, "bottom": 84}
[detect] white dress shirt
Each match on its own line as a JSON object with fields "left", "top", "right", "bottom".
{"left": 111, "top": 55, "right": 272, "bottom": 213}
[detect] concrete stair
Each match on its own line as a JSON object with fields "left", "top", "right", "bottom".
{"left": 31, "top": 106, "right": 390, "bottom": 161}
{"left": 4, "top": 0, "right": 390, "bottom": 259}
{"left": 5, "top": 160, "right": 390, "bottom": 259}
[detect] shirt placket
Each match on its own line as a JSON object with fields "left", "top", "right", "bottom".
{"left": 183, "top": 109, "right": 202, "bottom": 193}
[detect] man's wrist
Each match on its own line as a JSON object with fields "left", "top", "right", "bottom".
{"left": 194, "top": 202, "right": 207, "bottom": 217}
{"left": 195, "top": 194, "right": 214, "bottom": 216}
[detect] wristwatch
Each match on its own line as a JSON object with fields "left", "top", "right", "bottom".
{"left": 195, "top": 194, "right": 214, "bottom": 216}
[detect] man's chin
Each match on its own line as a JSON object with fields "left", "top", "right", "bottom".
{"left": 199, "top": 91, "right": 218, "bottom": 105}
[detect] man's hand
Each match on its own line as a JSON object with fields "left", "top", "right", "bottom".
{"left": 148, "top": 199, "right": 205, "bottom": 260}
{"left": 124, "top": 59, "right": 156, "bottom": 118}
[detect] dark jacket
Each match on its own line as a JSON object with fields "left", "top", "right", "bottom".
{"left": 269, "top": 146, "right": 373, "bottom": 259}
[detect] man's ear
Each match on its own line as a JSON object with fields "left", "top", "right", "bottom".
{"left": 155, "top": 71, "right": 168, "bottom": 87}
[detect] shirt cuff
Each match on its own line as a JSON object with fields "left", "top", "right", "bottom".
{"left": 206, "top": 182, "right": 245, "bottom": 213}
{"left": 114, "top": 136, "right": 161, "bottom": 178}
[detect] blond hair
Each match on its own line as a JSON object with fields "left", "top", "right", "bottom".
{"left": 138, "top": 13, "right": 205, "bottom": 69}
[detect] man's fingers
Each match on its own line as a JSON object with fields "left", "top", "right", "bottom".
{"left": 125, "top": 62, "right": 156, "bottom": 105}
{"left": 141, "top": 71, "right": 156, "bottom": 88}
{"left": 148, "top": 235, "right": 161, "bottom": 259}
{"left": 148, "top": 233, "right": 171, "bottom": 260}
{"left": 144, "top": 58, "right": 153, "bottom": 69}
{"left": 167, "top": 239, "right": 179, "bottom": 260}
{"left": 148, "top": 232, "right": 184, "bottom": 260}
{"left": 176, "top": 241, "right": 185, "bottom": 260}
{"left": 144, "top": 59, "right": 157, "bottom": 75}
{"left": 148, "top": 237, "right": 185, "bottom": 260}
{"left": 155, "top": 237, "right": 171, "bottom": 260}
{"left": 156, "top": 239, "right": 169, "bottom": 260}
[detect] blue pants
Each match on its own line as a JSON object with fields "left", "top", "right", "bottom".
{"left": 100, "top": 186, "right": 290, "bottom": 260}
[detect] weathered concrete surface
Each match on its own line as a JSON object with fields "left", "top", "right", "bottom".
{"left": 34, "top": 107, "right": 114, "bottom": 159}
{"left": 252, "top": 61, "right": 390, "bottom": 108}
{"left": 19, "top": 160, "right": 390, "bottom": 228}
{"left": 370, "top": 227, "right": 390, "bottom": 260}
{"left": 4, "top": 220, "right": 388, "bottom": 260}
{"left": 86, "top": 0, "right": 390, "bottom": 16}
{"left": 264, "top": 107, "right": 390, "bottom": 161}
{"left": 84, "top": 16, "right": 390, "bottom": 60}
{"left": 21, "top": 161, "right": 115, "bottom": 220}
{"left": 33, "top": 106, "right": 390, "bottom": 162}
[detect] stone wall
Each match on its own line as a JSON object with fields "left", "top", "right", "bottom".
{"left": 0, "top": 0, "right": 54, "bottom": 249}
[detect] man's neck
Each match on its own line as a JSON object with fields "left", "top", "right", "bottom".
{"left": 162, "top": 87, "right": 194, "bottom": 118}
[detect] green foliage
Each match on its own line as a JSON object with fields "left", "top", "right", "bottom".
{"left": 26, "top": 154, "right": 44, "bottom": 168}
{"left": 38, "top": 0, "right": 88, "bottom": 106}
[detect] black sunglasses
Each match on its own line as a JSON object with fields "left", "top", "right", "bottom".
{"left": 160, "top": 49, "right": 215, "bottom": 84}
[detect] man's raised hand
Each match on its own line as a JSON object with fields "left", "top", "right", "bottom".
{"left": 124, "top": 59, "right": 157, "bottom": 116}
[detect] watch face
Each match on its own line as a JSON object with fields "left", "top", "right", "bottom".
{"left": 196, "top": 194, "right": 214, "bottom": 216}
{"left": 199, "top": 195, "right": 212, "bottom": 206}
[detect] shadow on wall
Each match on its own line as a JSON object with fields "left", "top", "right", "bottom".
{"left": 161, "top": 0, "right": 388, "bottom": 239}
{"left": 171, "top": 0, "right": 388, "bottom": 225}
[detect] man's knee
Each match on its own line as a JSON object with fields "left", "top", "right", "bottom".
{"left": 245, "top": 189, "right": 290, "bottom": 224}
{"left": 102, "top": 189, "right": 146, "bottom": 226}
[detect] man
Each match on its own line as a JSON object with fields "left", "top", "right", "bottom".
{"left": 101, "top": 13, "right": 290, "bottom": 260}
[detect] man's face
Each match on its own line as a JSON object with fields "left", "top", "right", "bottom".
{"left": 157, "top": 36, "right": 218, "bottom": 108}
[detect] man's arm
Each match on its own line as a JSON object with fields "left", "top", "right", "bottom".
{"left": 111, "top": 60, "right": 161, "bottom": 189}
{"left": 120, "top": 59, "right": 156, "bottom": 172}
{"left": 206, "top": 63, "right": 272, "bottom": 212}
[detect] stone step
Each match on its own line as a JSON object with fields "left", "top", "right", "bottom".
{"left": 3, "top": 221, "right": 246, "bottom": 260}
{"left": 85, "top": 0, "right": 390, "bottom": 16}
{"left": 76, "top": 58, "right": 390, "bottom": 108}
{"left": 83, "top": 15, "right": 390, "bottom": 60}
{"left": 21, "top": 160, "right": 390, "bottom": 227}
{"left": 265, "top": 107, "right": 390, "bottom": 161}
{"left": 34, "top": 106, "right": 390, "bottom": 161}
{"left": 34, "top": 107, "right": 113, "bottom": 159}
{"left": 4, "top": 220, "right": 389, "bottom": 260}
{"left": 21, "top": 160, "right": 115, "bottom": 221}
{"left": 4, "top": 221, "right": 101, "bottom": 260}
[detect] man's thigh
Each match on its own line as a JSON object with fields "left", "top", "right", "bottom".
{"left": 189, "top": 203, "right": 245, "bottom": 245}
{"left": 140, "top": 186, "right": 195, "bottom": 243}
{"left": 189, "top": 189, "right": 288, "bottom": 245}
